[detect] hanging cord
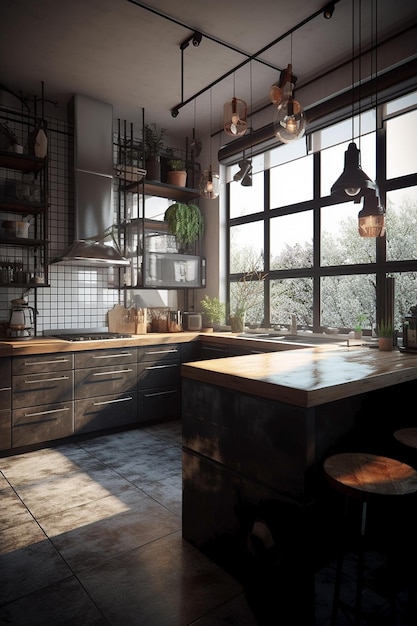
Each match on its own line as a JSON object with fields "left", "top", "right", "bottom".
{"left": 351, "top": 0, "right": 355, "bottom": 141}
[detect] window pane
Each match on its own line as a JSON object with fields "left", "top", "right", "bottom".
{"left": 321, "top": 275, "right": 376, "bottom": 331}
{"left": 386, "top": 110, "right": 417, "bottom": 179}
{"left": 270, "top": 154, "right": 313, "bottom": 208}
{"left": 229, "top": 170, "right": 264, "bottom": 218}
{"left": 321, "top": 202, "right": 376, "bottom": 266}
{"left": 230, "top": 222, "right": 264, "bottom": 273}
{"left": 386, "top": 186, "right": 417, "bottom": 261}
{"left": 270, "top": 211, "right": 313, "bottom": 269}
{"left": 392, "top": 272, "right": 417, "bottom": 329}
{"left": 270, "top": 277, "right": 313, "bottom": 328}
{"left": 321, "top": 132, "right": 375, "bottom": 197}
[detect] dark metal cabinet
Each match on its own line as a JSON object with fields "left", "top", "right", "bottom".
{"left": 11, "top": 353, "right": 74, "bottom": 448}
{"left": 0, "top": 356, "right": 11, "bottom": 450}
{"left": 137, "top": 344, "right": 181, "bottom": 423}
{"left": 74, "top": 348, "right": 137, "bottom": 434}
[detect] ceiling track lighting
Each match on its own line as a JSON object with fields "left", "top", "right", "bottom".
{"left": 233, "top": 158, "right": 252, "bottom": 184}
{"left": 180, "top": 31, "right": 203, "bottom": 50}
{"left": 323, "top": 2, "right": 335, "bottom": 19}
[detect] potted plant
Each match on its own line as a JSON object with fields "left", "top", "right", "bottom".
{"left": 230, "top": 269, "right": 267, "bottom": 333}
{"left": 164, "top": 202, "right": 204, "bottom": 248}
{"left": 378, "top": 319, "right": 394, "bottom": 351}
{"left": 354, "top": 313, "right": 367, "bottom": 339}
{"left": 200, "top": 295, "right": 225, "bottom": 331}
{"left": 167, "top": 158, "right": 187, "bottom": 187}
{"left": 144, "top": 123, "right": 166, "bottom": 181}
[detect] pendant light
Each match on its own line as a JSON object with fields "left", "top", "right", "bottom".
{"left": 358, "top": 0, "right": 385, "bottom": 237}
{"left": 331, "top": 0, "right": 376, "bottom": 202}
{"left": 200, "top": 89, "right": 219, "bottom": 199}
{"left": 273, "top": 34, "right": 306, "bottom": 144}
{"left": 224, "top": 75, "right": 247, "bottom": 137}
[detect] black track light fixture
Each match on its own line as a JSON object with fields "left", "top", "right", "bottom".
{"left": 180, "top": 31, "right": 203, "bottom": 50}
{"left": 323, "top": 2, "right": 335, "bottom": 19}
{"left": 233, "top": 158, "right": 252, "bottom": 183}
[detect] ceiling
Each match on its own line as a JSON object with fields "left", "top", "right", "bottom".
{"left": 1, "top": 0, "right": 416, "bottom": 146}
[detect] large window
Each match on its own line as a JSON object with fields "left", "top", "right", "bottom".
{"left": 227, "top": 89, "right": 417, "bottom": 334}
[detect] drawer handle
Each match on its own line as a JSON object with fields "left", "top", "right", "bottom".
{"left": 93, "top": 396, "right": 134, "bottom": 406}
{"left": 25, "top": 375, "right": 69, "bottom": 383}
{"left": 0, "top": 386, "right": 11, "bottom": 392}
{"left": 92, "top": 352, "right": 133, "bottom": 359}
{"left": 22, "top": 407, "right": 70, "bottom": 418}
{"left": 144, "top": 349, "right": 178, "bottom": 355}
{"left": 144, "top": 390, "right": 177, "bottom": 398}
{"left": 145, "top": 364, "right": 177, "bottom": 371}
{"left": 93, "top": 368, "right": 133, "bottom": 376}
{"left": 24, "top": 358, "right": 71, "bottom": 365}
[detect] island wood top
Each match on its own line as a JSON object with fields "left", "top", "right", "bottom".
{"left": 181, "top": 345, "right": 417, "bottom": 408}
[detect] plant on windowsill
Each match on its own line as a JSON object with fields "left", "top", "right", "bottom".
{"left": 164, "top": 202, "right": 204, "bottom": 249}
{"left": 167, "top": 158, "right": 187, "bottom": 187}
{"left": 230, "top": 269, "right": 267, "bottom": 333}
{"left": 377, "top": 319, "right": 394, "bottom": 351}
{"left": 200, "top": 295, "right": 226, "bottom": 332}
{"left": 353, "top": 313, "right": 367, "bottom": 339}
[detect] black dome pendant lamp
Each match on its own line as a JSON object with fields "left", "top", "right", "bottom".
{"left": 330, "top": 0, "right": 376, "bottom": 203}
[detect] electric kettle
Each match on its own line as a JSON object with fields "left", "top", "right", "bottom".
{"left": 8, "top": 298, "right": 36, "bottom": 340}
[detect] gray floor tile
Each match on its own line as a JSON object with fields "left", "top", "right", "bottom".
{"left": 78, "top": 531, "right": 246, "bottom": 626}
{"left": 40, "top": 486, "right": 180, "bottom": 573}
{"left": 0, "top": 486, "right": 34, "bottom": 529}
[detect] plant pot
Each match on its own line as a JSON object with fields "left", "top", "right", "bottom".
{"left": 146, "top": 158, "right": 161, "bottom": 181}
{"left": 353, "top": 330, "right": 362, "bottom": 339}
{"left": 167, "top": 170, "right": 187, "bottom": 187}
{"left": 378, "top": 337, "right": 393, "bottom": 351}
{"left": 230, "top": 315, "right": 245, "bottom": 333}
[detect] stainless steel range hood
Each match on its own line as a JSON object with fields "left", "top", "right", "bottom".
{"left": 51, "top": 94, "right": 129, "bottom": 267}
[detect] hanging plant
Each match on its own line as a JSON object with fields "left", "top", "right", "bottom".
{"left": 164, "top": 202, "right": 204, "bottom": 246}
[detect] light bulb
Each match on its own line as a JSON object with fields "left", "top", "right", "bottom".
{"left": 230, "top": 112, "right": 239, "bottom": 134}
{"left": 345, "top": 186, "right": 361, "bottom": 197}
{"left": 273, "top": 97, "right": 306, "bottom": 144}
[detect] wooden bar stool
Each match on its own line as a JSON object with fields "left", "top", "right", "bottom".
{"left": 323, "top": 452, "right": 417, "bottom": 626}
{"left": 394, "top": 427, "right": 417, "bottom": 452}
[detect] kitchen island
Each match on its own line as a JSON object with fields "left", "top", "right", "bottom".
{"left": 181, "top": 344, "right": 417, "bottom": 623}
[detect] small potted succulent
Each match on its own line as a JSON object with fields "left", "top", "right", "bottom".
{"left": 167, "top": 158, "right": 187, "bottom": 187}
{"left": 377, "top": 319, "right": 394, "bottom": 351}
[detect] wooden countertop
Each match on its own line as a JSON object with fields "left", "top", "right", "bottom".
{"left": 0, "top": 332, "right": 202, "bottom": 356}
{"left": 181, "top": 344, "right": 417, "bottom": 408}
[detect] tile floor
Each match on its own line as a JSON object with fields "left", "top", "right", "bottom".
{"left": 0, "top": 420, "right": 415, "bottom": 625}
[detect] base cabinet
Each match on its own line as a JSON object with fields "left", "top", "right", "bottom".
{"left": 0, "top": 356, "right": 11, "bottom": 450}
{"left": 11, "top": 353, "right": 74, "bottom": 447}
{"left": 137, "top": 344, "right": 181, "bottom": 423}
{"left": 74, "top": 348, "right": 138, "bottom": 434}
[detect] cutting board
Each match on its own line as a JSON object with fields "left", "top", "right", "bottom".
{"left": 108, "top": 304, "right": 136, "bottom": 334}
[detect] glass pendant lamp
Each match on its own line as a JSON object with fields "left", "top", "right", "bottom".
{"left": 200, "top": 89, "right": 220, "bottom": 199}
{"left": 224, "top": 96, "right": 247, "bottom": 137}
{"left": 272, "top": 56, "right": 306, "bottom": 144}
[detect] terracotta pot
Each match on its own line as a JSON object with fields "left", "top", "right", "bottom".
{"left": 167, "top": 170, "right": 187, "bottom": 187}
{"left": 378, "top": 336, "right": 393, "bottom": 351}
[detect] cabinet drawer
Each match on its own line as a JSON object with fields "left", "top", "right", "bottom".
{"left": 137, "top": 361, "right": 180, "bottom": 389}
{"left": 75, "top": 392, "right": 138, "bottom": 434}
{"left": 137, "top": 345, "right": 180, "bottom": 364}
{"left": 75, "top": 363, "right": 137, "bottom": 399}
{"left": 12, "top": 371, "right": 74, "bottom": 409}
{"left": 75, "top": 348, "right": 136, "bottom": 369}
{"left": 0, "top": 386, "right": 11, "bottom": 411}
{"left": 12, "top": 403, "right": 74, "bottom": 448}
{"left": 13, "top": 353, "right": 74, "bottom": 375}
{"left": 0, "top": 408, "right": 11, "bottom": 450}
{"left": 138, "top": 387, "right": 180, "bottom": 423}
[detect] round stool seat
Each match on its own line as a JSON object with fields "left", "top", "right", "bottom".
{"left": 324, "top": 452, "right": 417, "bottom": 499}
{"left": 394, "top": 427, "right": 417, "bottom": 451}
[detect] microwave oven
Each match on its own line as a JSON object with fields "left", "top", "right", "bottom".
{"left": 183, "top": 312, "right": 202, "bottom": 331}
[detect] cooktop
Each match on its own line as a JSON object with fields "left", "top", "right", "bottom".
{"left": 50, "top": 332, "right": 132, "bottom": 342}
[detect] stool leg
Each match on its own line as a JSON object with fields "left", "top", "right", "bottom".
{"left": 330, "top": 496, "right": 348, "bottom": 626}
{"left": 354, "top": 501, "right": 367, "bottom": 626}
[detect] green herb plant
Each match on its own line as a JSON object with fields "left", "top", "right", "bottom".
{"left": 164, "top": 202, "right": 204, "bottom": 247}
{"left": 354, "top": 313, "right": 367, "bottom": 332}
{"left": 144, "top": 123, "right": 166, "bottom": 159}
{"left": 378, "top": 319, "right": 394, "bottom": 337}
{"left": 200, "top": 296, "right": 225, "bottom": 327}
{"left": 168, "top": 159, "right": 185, "bottom": 171}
